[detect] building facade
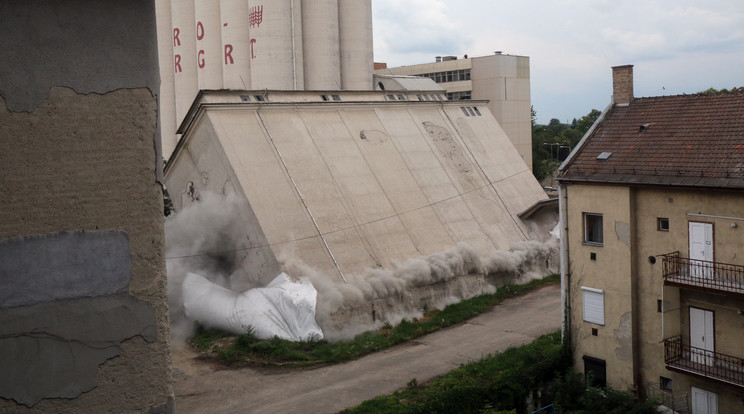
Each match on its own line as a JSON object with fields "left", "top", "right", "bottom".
{"left": 377, "top": 54, "right": 533, "bottom": 169}
{"left": 558, "top": 65, "right": 744, "bottom": 414}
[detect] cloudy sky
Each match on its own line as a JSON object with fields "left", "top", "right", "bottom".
{"left": 372, "top": 0, "right": 744, "bottom": 124}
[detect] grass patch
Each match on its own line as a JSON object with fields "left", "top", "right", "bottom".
{"left": 341, "top": 331, "right": 657, "bottom": 414}
{"left": 342, "top": 331, "right": 568, "bottom": 414}
{"left": 188, "top": 274, "right": 559, "bottom": 367}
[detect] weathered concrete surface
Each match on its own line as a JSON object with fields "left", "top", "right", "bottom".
{"left": 0, "top": 231, "right": 131, "bottom": 308}
{"left": 172, "top": 284, "right": 561, "bottom": 414}
{"left": 0, "top": 86, "right": 173, "bottom": 412}
{"left": 0, "top": 1, "right": 173, "bottom": 405}
{"left": 0, "top": 292, "right": 160, "bottom": 406}
{"left": 0, "top": 0, "right": 158, "bottom": 113}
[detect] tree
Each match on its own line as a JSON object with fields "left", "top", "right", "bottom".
{"left": 531, "top": 108, "right": 601, "bottom": 181}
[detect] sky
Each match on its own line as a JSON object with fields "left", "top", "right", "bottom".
{"left": 371, "top": 0, "right": 744, "bottom": 124}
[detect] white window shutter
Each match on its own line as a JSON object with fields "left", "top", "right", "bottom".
{"left": 582, "top": 287, "right": 605, "bottom": 325}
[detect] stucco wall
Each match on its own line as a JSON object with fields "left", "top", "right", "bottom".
{"left": 567, "top": 183, "right": 744, "bottom": 407}
{"left": 566, "top": 184, "right": 635, "bottom": 391}
{"left": 635, "top": 188, "right": 744, "bottom": 409}
{"left": 0, "top": 1, "right": 173, "bottom": 412}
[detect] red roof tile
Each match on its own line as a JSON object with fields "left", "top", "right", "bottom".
{"left": 559, "top": 90, "right": 744, "bottom": 189}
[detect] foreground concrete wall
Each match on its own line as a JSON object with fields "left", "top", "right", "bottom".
{"left": 0, "top": 1, "right": 173, "bottom": 412}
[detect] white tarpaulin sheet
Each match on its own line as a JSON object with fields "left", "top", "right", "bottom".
{"left": 182, "top": 272, "right": 323, "bottom": 341}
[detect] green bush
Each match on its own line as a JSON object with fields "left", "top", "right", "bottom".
{"left": 344, "top": 331, "right": 567, "bottom": 414}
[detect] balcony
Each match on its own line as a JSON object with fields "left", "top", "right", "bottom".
{"left": 661, "top": 252, "right": 744, "bottom": 297}
{"left": 664, "top": 336, "right": 744, "bottom": 389}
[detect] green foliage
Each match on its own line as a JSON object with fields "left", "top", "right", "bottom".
{"left": 189, "top": 322, "right": 230, "bottom": 353}
{"left": 343, "top": 331, "right": 568, "bottom": 414}
{"left": 545, "top": 371, "right": 657, "bottom": 414}
{"left": 163, "top": 186, "right": 174, "bottom": 217}
{"left": 531, "top": 109, "right": 601, "bottom": 181}
{"left": 343, "top": 333, "right": 657, "bottom": 414}
{"left": 188, "top": 275, "right": 560, "bottom": 367}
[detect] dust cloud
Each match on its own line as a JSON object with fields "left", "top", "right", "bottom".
{"left": 166, "top": 193, "right": 558, "bottom": 342}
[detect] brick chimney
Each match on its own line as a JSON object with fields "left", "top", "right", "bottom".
{"left": 612, "top": 65, "right": 634, "bottom": 106}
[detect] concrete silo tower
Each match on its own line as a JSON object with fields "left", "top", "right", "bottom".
{"left": 156, "top": 0, "right": 374, "bottom": 158}
{"left": 339, "top": 0, "right": 374, "bottom": 90}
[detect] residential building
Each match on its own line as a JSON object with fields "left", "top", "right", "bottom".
{"left": 558, "top": 65, "right": 744, "bottom": 414}
{"left": 377, "top": 53, "right": 533, "bottom": 169}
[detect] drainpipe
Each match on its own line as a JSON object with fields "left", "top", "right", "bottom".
{"left": 559, "top": 182, "right": 569, "bottom": 345}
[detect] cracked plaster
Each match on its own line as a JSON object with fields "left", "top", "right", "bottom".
{"left": 0, "top": 294, "right": 157, "bottom": 407}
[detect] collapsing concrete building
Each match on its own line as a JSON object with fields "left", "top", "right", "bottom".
{"left": 158, "top": 0, "right": 556, "bottom": 339}
{"left": 164, "top": 88, "right": 557, "bottom": 338}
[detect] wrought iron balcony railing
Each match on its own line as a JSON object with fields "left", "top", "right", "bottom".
{"left": 664, "top": 335, "right": 744, "bottom": 389}
{"left": 661, "top": 251, "right": 744, "bottom": 296}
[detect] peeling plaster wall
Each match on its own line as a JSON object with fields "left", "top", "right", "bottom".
{"left": 566, "top": 184, "right": 635, "bottom": 392}
{"left": 0, "top": 1, "right": 173, "bottom": 412}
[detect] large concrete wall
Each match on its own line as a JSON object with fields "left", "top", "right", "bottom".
{"left": 166, "top": 93, "right": 547, "bottom": 281}
{"left": 0, "top": 1, "right": 173, "bottom": 412}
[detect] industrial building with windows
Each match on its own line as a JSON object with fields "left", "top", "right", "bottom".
{"left": 376, "top": 53, "right": 533, "bottom": 169}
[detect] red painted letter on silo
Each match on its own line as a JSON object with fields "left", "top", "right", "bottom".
{"left": 174, "top": 55, "right": 182, "bottom": 73}
{"left": 224, "top": 45, "right": 234, "bottom": 65}
{"left": 173, "top": 28, "right": 180, "bottom": 47}
{"left": 196, "top": 22, "right": 204, "bottom": 40}
{"left": 198, "top": 50, "right": 205, "bottom": 68}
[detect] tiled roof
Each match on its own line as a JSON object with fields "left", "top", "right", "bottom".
{"left": 559, "top": 90, "right": 744, "bottom": 189}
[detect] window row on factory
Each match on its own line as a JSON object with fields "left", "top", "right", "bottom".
{"left": 418, "top": 69, "right": 471, "bottom": 84}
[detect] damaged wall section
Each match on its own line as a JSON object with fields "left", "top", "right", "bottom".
{"left": 0, "top": 1, "right": 173, "bottom": 412}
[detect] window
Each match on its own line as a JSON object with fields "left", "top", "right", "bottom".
{"left": 583, "top": 213, "right": 603, "bottom": 245}
{"left": 582, "top": 286, "right": 604, "bottom": 325}
{"left": 332, "top": 95, "right": 341, "bottom": 101}
{"left": 660, "top": 376, "right": 672, "bottom": 390}
{"left": 658, "top": 218, "right": 669, "bottom": 231}
{"left": 583, "top": 356, "right": 606, "bottom": 387}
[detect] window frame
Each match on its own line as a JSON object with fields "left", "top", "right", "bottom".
{"left": 583, "top": 212, "right": 604, "bottom": 246}
{"left": 583, "top": 355, "right": 607, "bottom": 387}
{"left": 657, "top": 217, "right": 670, "bottom": 232}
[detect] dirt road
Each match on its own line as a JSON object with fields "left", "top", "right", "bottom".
{"left": 171, "top": 283, "right": 561, "bottom": 413}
